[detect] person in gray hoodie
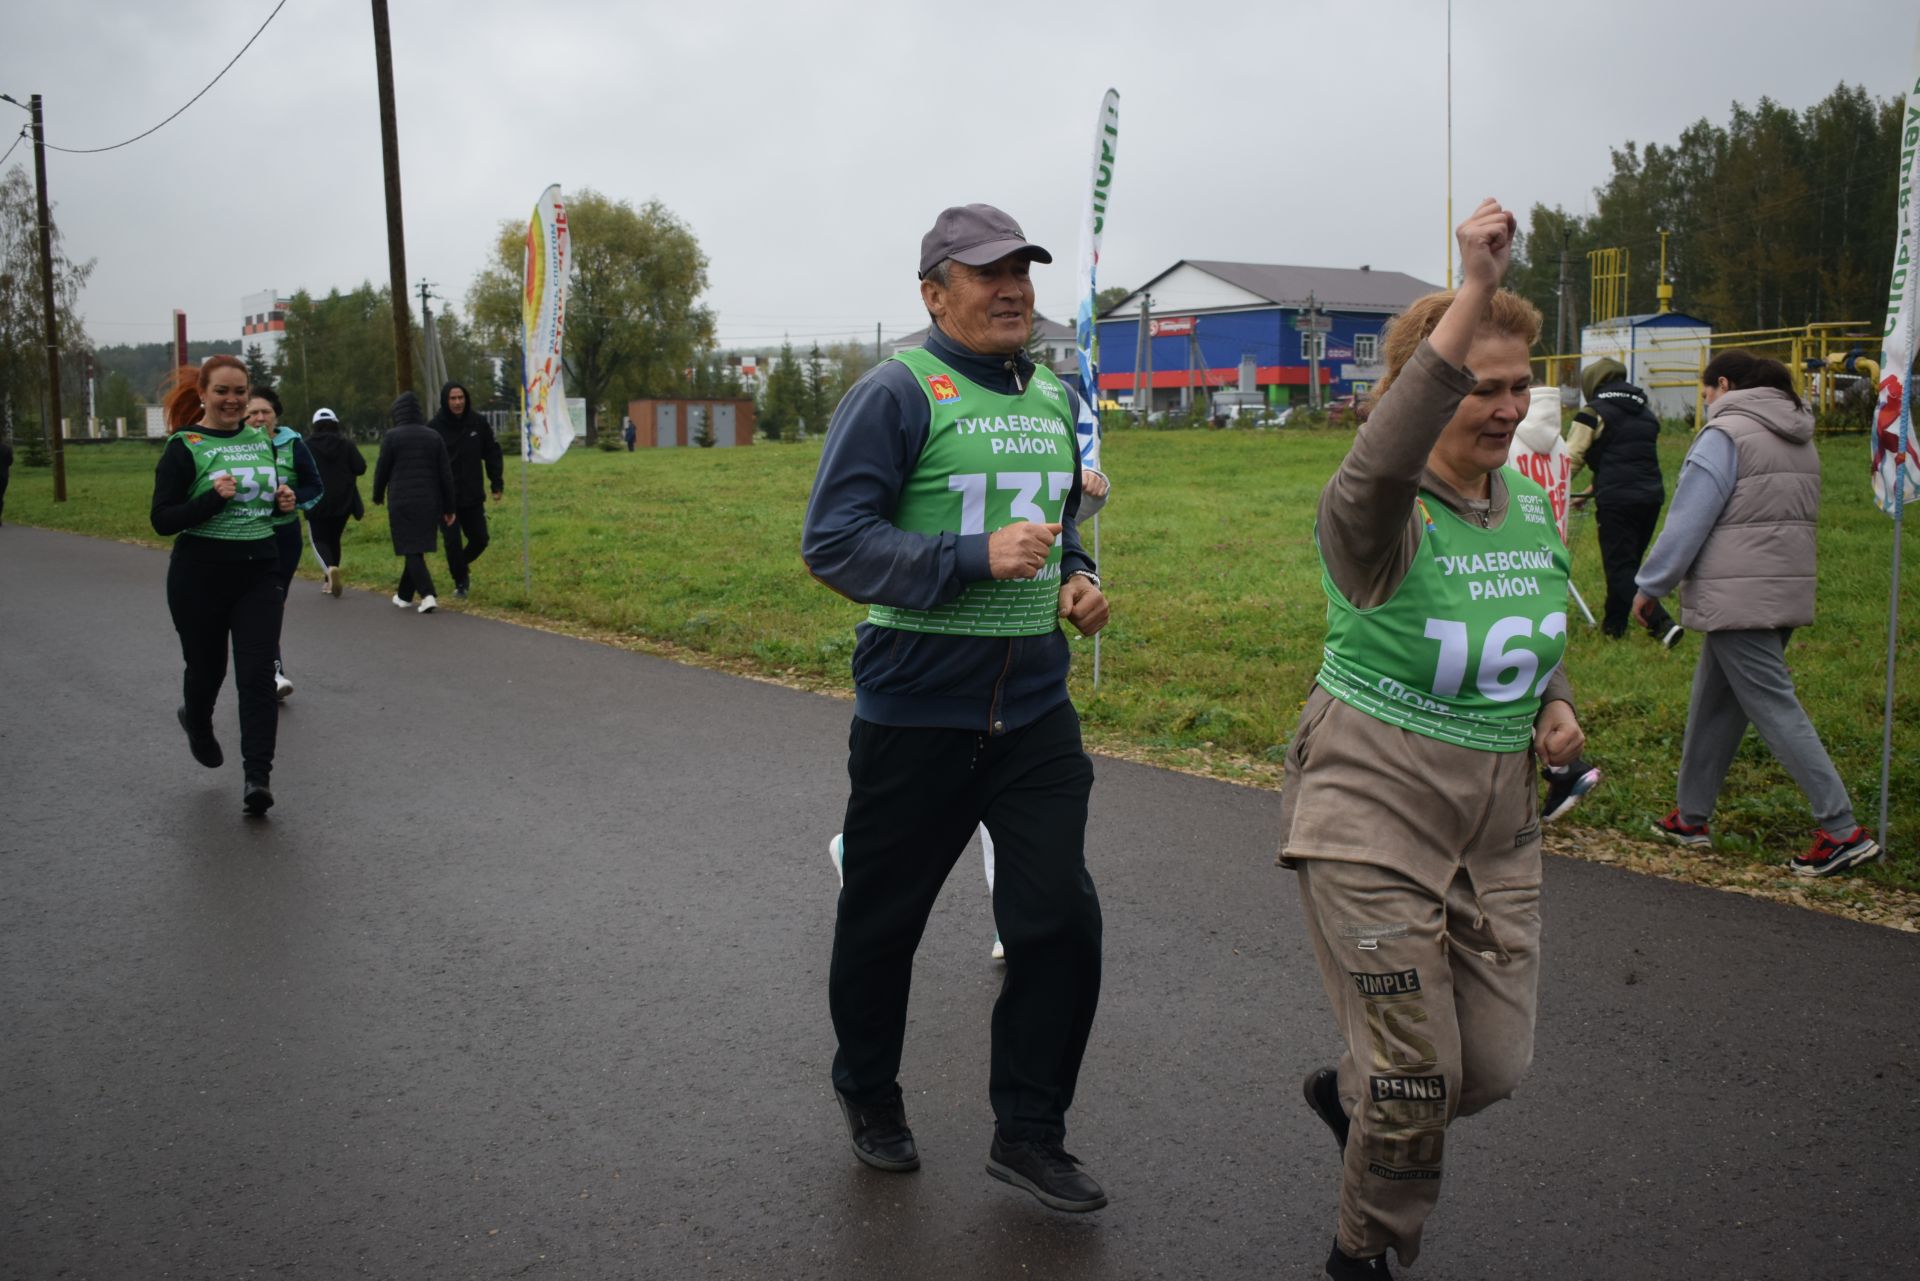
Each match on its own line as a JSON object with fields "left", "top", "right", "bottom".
{"left": 1634, "top": 351, "right": 1880, "bottom": 877}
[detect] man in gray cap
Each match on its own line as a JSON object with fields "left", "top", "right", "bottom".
{"left": 802, "top": 204, "right": 1111, "bottom": 1213}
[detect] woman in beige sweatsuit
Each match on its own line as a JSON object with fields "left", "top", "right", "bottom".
{"left": 1279, "top": 201, "right": 1589, "bottom": 1281}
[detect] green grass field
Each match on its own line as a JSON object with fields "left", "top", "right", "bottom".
{"left": 11, "top": 429, "right": 1915, "bottom": 889}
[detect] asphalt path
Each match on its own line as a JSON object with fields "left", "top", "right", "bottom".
{"left": 2, "top": 526, "right": 1916, "bottom": 1281}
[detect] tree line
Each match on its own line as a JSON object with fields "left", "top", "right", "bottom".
{"left": 1506, "top": 82, "right": 1905, "bottom": 350}
{"left": 6, "top": 81, "right": 1905, "bottom": 460}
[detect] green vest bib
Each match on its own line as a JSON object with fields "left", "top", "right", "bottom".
{"left": 867, "top": 348, "right": 1078, "bottom": 637}
{"left": 269, "top": 429, "right": 301, "bottom": 527}
{"left": 1315, "top": 470, "right": 1570, "bottom": 752}
{"left": 178, "top": 426, "right": 282, "bottom": 541}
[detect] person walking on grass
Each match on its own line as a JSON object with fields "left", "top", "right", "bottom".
{"left": 372, "top": 391, "right": 455, "bottom": 614}
{"left": 1635, "top": 350, "right": 1881, "bottom": 878}
{"left": 803, "top": 203, "right": 1111, "bottom": 1215}
{"left": 1568, "top": 357, "right": 1683, "bottom": 646}
{"left": 303, "top": 408, "right": 366, "bottom": 598}
{"left": 149, "top": 355, "right": 295, "bottom": 815}
{"left": 245, "top": 387, "right": 324, "bottom": 699}
{"left": 1279, "top": 200, "right": 1588, "bottom": 1281}
{"left": 428, "top": 381, "right": 503, "bottom": 599}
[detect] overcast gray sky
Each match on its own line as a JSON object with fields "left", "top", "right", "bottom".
{"left": 5, "top": 0, "right": 1916, "bottom": 353}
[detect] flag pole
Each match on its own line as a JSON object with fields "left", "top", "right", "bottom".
{"left": 1881, "top": 489, "right": 1904, "bottom": 851}
{"left": 521, "top": 343, "right": 531, "bottom": 598}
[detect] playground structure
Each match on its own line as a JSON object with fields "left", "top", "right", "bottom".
{"left": 1526, "top": 237, "right": 1883, "bottom": 427}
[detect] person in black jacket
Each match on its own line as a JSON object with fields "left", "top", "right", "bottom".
{"left": 802, "top": 204, "right": 1110, "bottom": 1216}
{"left": 428, "top": 381, "right": 504, "bottom": 599}
{"left": 0, "top": 430, "right": 12, "bottom": 526}
{"left": 1569, "top": 358, "right": 1682, "bottom": 645}
{"left": 303, "top": 408, "right": 366, "bottom": 597}
{"left": 372, "top": 391, "right": 455, "bottom": 613}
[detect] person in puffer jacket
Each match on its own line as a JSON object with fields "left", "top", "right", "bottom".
{"left": 1634, "top": 350, "right": 1880, "bottom": 878}
{"left": 1569, "top": 358, "right": 1681, "bottom": 644}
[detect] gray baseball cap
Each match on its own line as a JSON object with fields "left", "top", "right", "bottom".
{"left": 918, "top": 204, "right": 1052, "bottom": 278}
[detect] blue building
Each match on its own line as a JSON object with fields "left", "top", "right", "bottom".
{"left": 1098, "top": 261, "right": 1438, "bottom": 412}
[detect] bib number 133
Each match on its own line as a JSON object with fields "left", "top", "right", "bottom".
{"left": 1423, "top": 612, "right": 1566, "bottom": 702}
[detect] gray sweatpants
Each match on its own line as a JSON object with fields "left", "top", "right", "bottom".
{"left": 1675, "top": 628, "right": 1856, "bottom": 835}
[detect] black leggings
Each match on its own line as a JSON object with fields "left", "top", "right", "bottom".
{"left": 308, "top": 511, "right": 349, "bottom": 572}
{"left": 396, "top": 553, "right": 437, "bottom": 602}
{"left": 273, "top": 523, "right": 301, "bottom": 668}
{"left": 167, "top": 555, "right": 283, "bottom": 776}
{"left": 1595, "top": 500, "right": 1674, "bottom": 637}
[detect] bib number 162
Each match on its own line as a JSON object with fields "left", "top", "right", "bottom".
{"left": 1422, "top": 612, "right": 1565, "bottom": 702}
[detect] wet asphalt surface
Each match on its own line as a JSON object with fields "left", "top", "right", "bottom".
{"left": 1, "top": 525, "right": 1916, "bottom": 1281}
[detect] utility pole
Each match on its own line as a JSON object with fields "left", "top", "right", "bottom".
{"left": 875, "top": 322, "right": 881, "bottom": 368}
{"left": 1306, "top": 292, "right": 1322, "bottom": 412}
{"left": 370, "top": 0, "right": 413, "bottom": 395}
{"left": 1556, "top": 230, "right": 1571, "bottom": 382}
{"left": 29, "top": 94, "right": 65, "bottom": 501}
{"left": 1135, "top": 294, "right": 1152, "bottom": 425}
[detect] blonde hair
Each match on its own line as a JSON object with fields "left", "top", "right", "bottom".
{"left": 1369, "top": 289, "right": 1542, "bottom": 407}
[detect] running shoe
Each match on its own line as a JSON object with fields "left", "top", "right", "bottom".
{"left": 454, "top": 584, "right": 469, "bottom": 600}
{"left": 417, "top": 595, "right": 438, "bottom": 614}
{"left": 1302, "top": 1067, "right": 1350, "bottom": 1154}
{"left": 1660, "top": 624, "right": 1685, "bottom": 649}
{"left": 829, "top": 833, "right": 844, "bottom": 887}
{"left": 1652, "top": 808, "right": 1711, "bottom": 847}
{"left": 1542, "top": 759, "right": 1602, "bottom": 822}
{"left": 273, "top": 661, "right": 294, "bottom": 701}
{"left": 176, "top": 705, "right": 223, "bottom": 769}
{"left": 392, "top": 594, "right": 411, "bottom": 609}
{"left": 1324, "top": 1239, "right": 1395, "bottom": 1279}
{"left": 991, "top": 933, "right": 1005, "bottom": 961}
{"left": 986, "top": 1132, "right": 1107, "bottom": 1213}
{"left": 1788, "top": 828, "right": 1882, "bottom": 878}
{"left": 242, "top": 775, "right": 274, "bottom": 816}
{"left": 327, "top": 566, "right": 343, "bottom": 597}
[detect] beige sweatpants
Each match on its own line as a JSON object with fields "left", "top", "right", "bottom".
{"left": 1294, "top": 831, "right": 1542, "bottom": 1267}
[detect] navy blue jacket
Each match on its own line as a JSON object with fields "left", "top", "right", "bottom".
{"left": 802, "top": 324, "right": 1096, "bottom": 733}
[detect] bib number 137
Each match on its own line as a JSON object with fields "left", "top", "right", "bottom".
{"left": 948, "top": 471, "right": 1075, "bottom": 534}
{"left": 1423, "top": 612, "right": 1565, "bottom": 702}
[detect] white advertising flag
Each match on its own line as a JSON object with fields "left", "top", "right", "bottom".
{"left": 522, "top": 184, "right": 573, "bottom": 464}
{"left": 1871, "top": 26, "right": 1920, "bottom": 514}
{"left": 1073, "top": 90, "right": 1119, "bottom": 473}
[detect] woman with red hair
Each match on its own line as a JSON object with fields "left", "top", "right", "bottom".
{"left": 148, "top": 355, "right": 295, "bottom": 814}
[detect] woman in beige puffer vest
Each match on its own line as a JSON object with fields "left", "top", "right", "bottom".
{"left": 1631, "top": 351, "right": 1880, "bottom": 878}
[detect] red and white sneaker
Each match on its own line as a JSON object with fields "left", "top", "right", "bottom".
{"left": 1788, "top": 828, "right": 1882, "bottom": 878}
{"left": 1651, "top": 808, "right": 1711, "bottom": 847}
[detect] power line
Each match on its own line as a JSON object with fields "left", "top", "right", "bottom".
{"left": 39, "top": 0, "right": 289, "bottom": 155}
{"left": 0, "top": 126, "right": 24, "bottom": 171}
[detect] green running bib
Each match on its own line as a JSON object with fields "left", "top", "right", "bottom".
{"left": 1315, "top": 471, "right": 1570, "bottom": 752}
{"left": 866, "top": 348, "right": 1078, "bottom": 638}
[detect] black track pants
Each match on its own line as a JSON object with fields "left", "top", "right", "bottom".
{"left": 166, "top": 555, "right": 283, "bottom": 777}
{"left": 828, "top": 701, "right": 1102, "bottom": 1143}
{"left": 1595, "top": 500, "right": 1672, "bottom": 637}
{"left": 396, "top": 554, "right": 436, "bottom": 602}
{"left": 441, "top": 502, "right": 489, "bottom": 586}
{"left": 307, "top": 512, "right": 348, "bottom": 573}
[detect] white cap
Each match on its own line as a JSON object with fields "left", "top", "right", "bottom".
{"left": 311, "top": 407, "right": 338, "bottom": 424}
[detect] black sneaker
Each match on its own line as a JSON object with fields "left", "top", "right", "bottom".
{"left": 177, "top": 706, "right": 223, "bottom": 769}
{"left": 1660, "top": 624, "right": 1685, "bottom": 649}
{"left": 242, "top": 775, "right": 275, "bottom": 815}
{"left": 454, "top": 584, "right": 469, "bottom": 600}
{"left": 836, "top": 1091, "right": 919, "bottom": 1172}
{"left": 1325, "top": 1239, "right": 1394, "bottom": 1279}
{"left": 1788, "top": 827, "right": 1882, "bottom": 878}
{"left": 1541, "top": 759, "right": 1602, "bottom": 822}
{"left": 1303, "top": 1067, "right": 1349, "bottom": 1154}
{"left": 985, "top": 1131, "right": 1107, "bottom": 1212}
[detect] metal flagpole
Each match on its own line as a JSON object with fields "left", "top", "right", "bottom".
{"left": 1881, "top": 489, "right": 1904, "bottom": 850}
{"left": 1092, "top": 513, "right": 1102, "bottom": 686}
{"left": 521, "top": 345, "right": 531, "bottom": 598}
